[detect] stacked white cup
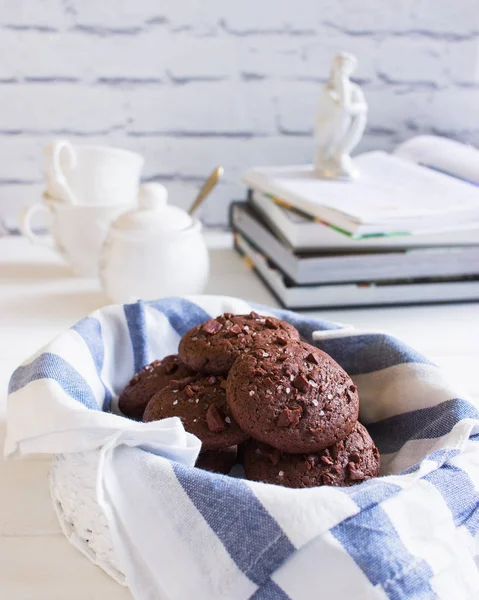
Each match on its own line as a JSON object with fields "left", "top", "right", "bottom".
{"left": 21, "top": 140, "right": 145, "bottom": 277}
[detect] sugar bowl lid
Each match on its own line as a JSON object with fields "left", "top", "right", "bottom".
{"left": 111, "top": 183, "right": 193, "bottom": 235}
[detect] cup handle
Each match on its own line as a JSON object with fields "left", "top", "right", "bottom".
{"left": 20, "top": 203, "right": 54, "bottom": 247}
{"left": 51, "top": 140, "right": 77, "bottom": 205}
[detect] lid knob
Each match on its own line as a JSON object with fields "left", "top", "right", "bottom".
{"left": 109, "top": 181, "right": 194, "bottom": 234}
{"left": 139, "top": 182, "right": 168, "bottom": 211}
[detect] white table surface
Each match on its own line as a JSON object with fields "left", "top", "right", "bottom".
{"left": 1, "top": 235, "right": 478, "bottom": 599}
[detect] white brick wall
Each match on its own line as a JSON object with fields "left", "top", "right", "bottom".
{"left": 0, "top": 0, "right": 478, "bottom": 226}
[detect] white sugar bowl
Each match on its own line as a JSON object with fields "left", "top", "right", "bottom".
{"left": 100, "top": 183, "right": 209, "bottom": 303}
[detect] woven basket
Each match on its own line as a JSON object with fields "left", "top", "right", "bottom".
{"left": 50, "top": 450, "right": 126, "bottom": 584}
{"left": 9, "top": 296, "right": 475, "bottom": 598}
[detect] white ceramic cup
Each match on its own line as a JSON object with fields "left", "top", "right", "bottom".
{"left": 44, "top": 140, "right": 145, "bottom": 206}
{"left": 20, "top": 198, "right": 132, "bottom": 277}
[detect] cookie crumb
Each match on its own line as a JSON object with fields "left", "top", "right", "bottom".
{"left": 347, "top": 463, "right": 365, "bottom": 481}
{"left": 277, "top": 406, "right": 302, "bottom": 427}
{"left": 265, "top": 318, "right": 278, "bottom": 329}
{"left": 205, "top": 404, "right": 226, "bottom": 432}
{"left": 306, "top": 352, "right": 320, "bottom": 365}
{"left": 293, "top": 374, "right": 310, "bottom": 392}
{"left": 202, "top": 320, "right": 223, "bottom": 335}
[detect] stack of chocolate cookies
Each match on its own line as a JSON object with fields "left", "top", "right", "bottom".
{"left": 119, "top": 311, "right": 380, "bottom": 488}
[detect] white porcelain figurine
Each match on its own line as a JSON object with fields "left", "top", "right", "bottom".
{"left": 314, "top": 52, "right": 368, "bottom": 180}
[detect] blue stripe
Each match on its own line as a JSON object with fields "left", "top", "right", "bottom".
{"left": 147, "top": 296, "right": 212, "bottom": 336}
{"left": 124, "top": 302, "right": 149, "bottom": 374}
{"left": 424, "top": 464, "right": 479, "bottom": 536}
{"left": 251, "top": 580, "right": 291, "bottom": 599}
{"left": 314, "top": 334, "right": 433, "bottom": 376}
{"left": 72, "top": 317, "right": 112, "bottom": 411}
{"left": 173, "top": 464, "right": 295, "bottom": 586}
{"left": 341, "top": 479, "right": 402, "bottom": 509}
{"left": 332, "top": 485, "right": 436, "bottom": 600}
{"left": 368, "top": 399, "right": 479, "bottom": 455}
{"left": 8, "top": 352, "right": 98, "bottom": 410}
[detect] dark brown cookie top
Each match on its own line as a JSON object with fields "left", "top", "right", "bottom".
{"left": 143, "top": 374, "right": 249, "bottom": 450}
{"left": 119, "top": 355, "right": 193, "bottom": 420}
{"left": 227, "top": 340, "right": 359, "bottom": 453}
{"left": 243, "top": 422, "right": 380, "bottom": 489}
{"left": 195, "top": 446, "right": 238, "bottom": 475}
{"left": 178, "top": 311, "right": 300, "bottom": 375}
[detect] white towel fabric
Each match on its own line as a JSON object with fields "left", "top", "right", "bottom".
{"left": 5, "top": 296, "right": 479, "bottom": 600}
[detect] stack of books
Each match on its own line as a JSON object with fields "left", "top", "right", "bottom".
{"left": 231, "top": 136, "right": 479, "bottom": 309}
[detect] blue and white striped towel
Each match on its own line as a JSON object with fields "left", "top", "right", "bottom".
{"left": 5, "top": 296, "right": 479, "bottom": 600}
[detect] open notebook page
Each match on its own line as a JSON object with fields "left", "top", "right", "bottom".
{"left": 242, "top": 152, "right": 479, "bottom": 226}
{"left": 393, "top": 135, "right": 479, "bottom": 185}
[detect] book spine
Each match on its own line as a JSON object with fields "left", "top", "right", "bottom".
{"left": 232, "top": 233, "right": 288, "bottom": 309}
{"left": 228, "top": 199, "right": 244, "bottom": 231}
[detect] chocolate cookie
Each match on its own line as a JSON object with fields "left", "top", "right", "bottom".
{"left": 119, "top": 355, "right": 193, "bottom": 420}
{"left": 178, "top": 311, "right": 300, "bottom": 375}
{"left": 196, "top": 446, "right": 238, "bottom": 474}
{"left": 243, "top": 422, "right": 380, "bottom": 488}
{"left": 227, "top": 340, "right": 359, "bottom": 453}
{"left": 143, "top": 375, "right": 249, "bottom": 450}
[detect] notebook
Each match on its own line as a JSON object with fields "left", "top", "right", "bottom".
{"left": 235, "top": 232, "right": 479, "bottom": 310}
{"left": 249, "top": 190, "right": 479, "bottom": 252}
{"left": 231, "top": 203, "right": 479, "bottom": 286}
{"left": 241, "top": 143, "right": 479, "bottom": 237}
